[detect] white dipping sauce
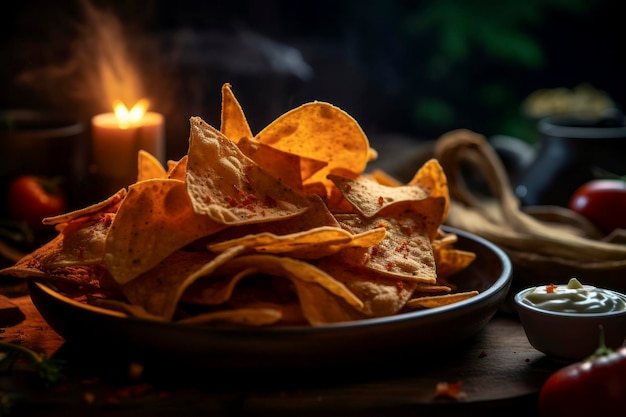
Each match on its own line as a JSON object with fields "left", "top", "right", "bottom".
{"left": 521, "top": 277, "right": 626, "bottom": 314}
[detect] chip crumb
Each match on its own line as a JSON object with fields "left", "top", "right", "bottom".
{"left": 128, "top": 362, "right": 144, "bottom": 380}
{"left": 84, "top": 391, "right": 96, "bottom": 405}
{"left": 435, "top": 381, "right": 467, "bottom": 400}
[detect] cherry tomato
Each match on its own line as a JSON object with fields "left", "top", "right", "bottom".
{"left": 538, "top": 340, "right": 626, "bottom": 417}
{"left": 6, "top": 175, "right": 67, "bottom": 231}
{"left": 568, "top": 179, "right": 626, "bottom": 234}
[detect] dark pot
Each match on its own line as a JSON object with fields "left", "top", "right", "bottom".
{"left": 0, "top": 109, "right": 86, "bottom": 213}
{"left": 515, "top": 112, "right": 626, "bottom": 207}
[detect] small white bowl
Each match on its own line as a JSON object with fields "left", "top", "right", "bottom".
{"left": 514, "top": 284, "right": 626, "bottom": 362}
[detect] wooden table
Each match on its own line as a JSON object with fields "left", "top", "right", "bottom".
{"left": 0, "top": 279, "right": 563, "bottom": 417}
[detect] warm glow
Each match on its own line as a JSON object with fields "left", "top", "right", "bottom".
{"left": 113, "top": 98, "right": 150, "bottom": 129}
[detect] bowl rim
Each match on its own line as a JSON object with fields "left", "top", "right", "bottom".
{"left": 0, "top": 109, "right": 84, "bottom": 139}
{"left": 514, "top": 286, "right": 626, "bottom": 318}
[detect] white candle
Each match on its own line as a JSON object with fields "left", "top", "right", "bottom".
{"left": 91, "top": 110, "right": 165, "bottom": 186}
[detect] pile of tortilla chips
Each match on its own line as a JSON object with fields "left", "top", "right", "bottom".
{"left": 0, "top": 83, "right": 478, "bottom": 326}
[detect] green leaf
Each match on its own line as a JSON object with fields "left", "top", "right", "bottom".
{"left": 413, "top": 97, "right": 455, "bottom": 126}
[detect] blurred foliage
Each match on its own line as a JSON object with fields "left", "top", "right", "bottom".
{"left": 339, "top": 0, "right": 596, "bottom": 141}
{"left": 404, "top": 0, "right": 592, "bottom": 140}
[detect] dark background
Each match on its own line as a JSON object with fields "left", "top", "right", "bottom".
{"left": 1, "top": 0, "right": 625, "bottom": 160}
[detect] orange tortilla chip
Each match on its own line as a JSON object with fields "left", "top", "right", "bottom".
{"left": 206, "top": 194, "right": 341, "bottom": 246}
{"left": 407, "top": 159, "right": 450, "bottom": 221}
{"left": 432, "top": 230, "right": 476, "bottom": 279}
{"left": 44, "top": 213, "right": 114, "bottom": 267}
{"left": 207, "top": 226, "right": 351, "bottom": 253}
{"left": 434, "top": 246, "right": 477, "bottom": 279}
{"left": 105, "top": 178, "right": 227, "bottom": 285}
{"left": 181, "top": 267, "right": 258, "bottom": 307}
{"left": 121, "top": 246, "right": 244, "bottom": 320}
{"left": 335, "top": 212, "right": 438, "bottom": 283}
{"left": 412, "top": 283, "right": 453, "bottom": 294}
{"left": 213, "top": 254, "right": 364, "bottom": 310}
{"left": 167, "top": 155, "right": 188, "bottom": 181}
{"left": 178, "top": 307, "right": 283, "bottom": 326}
{"left": 237, "top": 136, "right": 329, "bottom": 189}
{"left": 314, "top": 258, "right": 418, "bottom": 317}
{"left": 406, "top": 291, "right": 479, "bottom": 309}
{"left": 42, "top": 188, "right": 127, "bottom": 227}
{"left": 236, "top": 136, "right": 306, "bottom": 191}
{"left": 186, "top": 116, "right": 313, "bottom": 225}
{"left": 328, "top": 174, "right": 430, "bottom": 218}
{"left": 181, "top": 254, "right": 367, "bottom": 325}
{"left": 0, "top": 246, "right": 115, "bottom": 295}
{"left": 299, "top": 155, "right": 330, "bottom": 183}
{"left": 208, "top": 226, "right": 386, "bottom": 259}
{"left": 255, "top": 101, "right": 372, "bottom": 197}
{"left": 290, "top": 279, "right": 367, "bottom": 325}
{"left": 137, "top": 149, "right": 167, "bottom": 181}
{"left": 220, "top": 82, "right": 253, "bottom": 144}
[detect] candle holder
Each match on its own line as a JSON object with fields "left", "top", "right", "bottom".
{"left": 91, "top": 111, "right": 165, "bottom": 197}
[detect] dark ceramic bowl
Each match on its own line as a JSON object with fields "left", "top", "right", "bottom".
{"left": 28, "top": 226, "right": 511, "bottom": 372}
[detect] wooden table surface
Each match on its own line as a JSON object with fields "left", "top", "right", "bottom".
{"left": 0, "top": 278, "right": 563, "bottom": 417}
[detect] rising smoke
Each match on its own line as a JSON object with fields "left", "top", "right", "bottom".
{"left": 14, "top": 1, "right": 160, "bottom": 119}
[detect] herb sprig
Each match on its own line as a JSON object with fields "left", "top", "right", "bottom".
{"left": 0, "top": 342, "right": 64, "bottom": 386}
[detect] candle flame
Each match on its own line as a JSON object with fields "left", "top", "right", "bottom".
{"left": 113, "top": 98, "right": 150, "bottom": 129}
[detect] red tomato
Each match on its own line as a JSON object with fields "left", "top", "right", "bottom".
{"left": 568, "top": 179, "right": 626, "bottom": 234}
{"left": 538, "top": 343, "right": 626, "bottom": 417}
{"left": 6, "top": 175, "right": 67, "bottom": 231}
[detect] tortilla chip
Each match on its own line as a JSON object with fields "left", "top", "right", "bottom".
{"left": 291, "top": 279, "right": 367, "bottom": 325}
{"left": 167, "top": 155, "right": 188, "bottom": 181}
{"left": 42, "top": 188, "right": 127, "bottom": 227}
{"left": 220, "top": 82, "right": 253, "bottom": 144}
{"left": 178, "top": 307, "right": 283, "bottom": 326}
{"left": 255, "top": 101, "right": 372, "bottom": 197}
{"left": 335, "top": 212, "right": 438, "bottom": 283}
{"left": 213, "top": 254, "right": 364, "bottom": 310}
{"left": 406, "top": 291, "right": 479, "bottom": 309}
{"left": 1, "top": 251, "right": 116, "bottom": 295}
{"left": 186, "top": 116, "right": 313, "bottom": 225}
{"left": 204, "top": 195, "right": 341, "bottom": 248}
{"left": 180, "top": 254, "right": 367, "bottom": 325}
{"left": 207, "top": 225, "right": 385, "bottom": 259}
{"left": 236, "top": 137, "right": 306, "bottom": 191}
{"left": 46, "top": 213, "right": 114, "bottom": 267}
{"left": 434, "top": 246, "right": 477, "bottom": 280}
{"left": 120, "top": 247, "right": 244, "bottom": 320}
{"left": 104, "top": 178, "right": 227, "bottom": 285}
{"left": 328, "top": 174, "right": 430, "bottom": 218}
{"left": 224, "top": 300, "right": 306, "bottom": 324}
{"left": 137, "top": 149, "right": 167, "bottom": 181}
{"left": 314, "top": 258, "right": 418, "bottom": 317}
{"left": 407, "top": 159, "right": 450, "bottom": 221}
{"left": 237, "top": 136, "right": 329, "bottom": 190}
